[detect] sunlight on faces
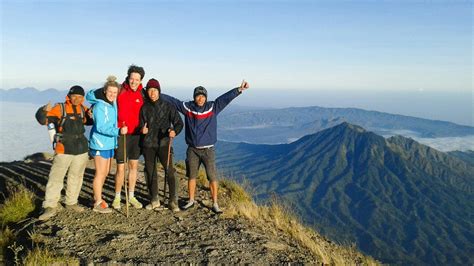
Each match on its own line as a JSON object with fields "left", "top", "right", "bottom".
{"left": 105, "top": 86, "right": 119, "bottom": 102}
{"left": 194, "top": 95, "right": 206, "bottom": 107}
{"left": 147, "top": 88, "right": 160, "bottom": 102}
{"left": 128, "top": 72, "right": 142, "bottom": 91}
{"left": 69, "top": 94, "right": 83, "bottom": 106}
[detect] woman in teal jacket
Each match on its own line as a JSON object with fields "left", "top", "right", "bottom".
{"left": 86, "top": 76, "right": 127, "bottom": 213}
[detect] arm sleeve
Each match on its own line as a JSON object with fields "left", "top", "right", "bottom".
{"left": 35, "top": 105, "right": 48, "bottom": 125}
{"left": 160, "top": 94, "right": 187, "bottom": 115}
{"left": 36, "top": 104, "right": 62, "bottom": 125}
{"left": 93, "top": 104, "right": 119, "bottom": 137}
{"left": 170, "top": 107, "right": 184, "bottom": 136}
{"left": 214, "top": 88, "right": 241, "bottom": 114}
{"left": 139, "top": 105, "right": 147, "bottom": 132}
{"left": 117, "top": 93, "right": 127, "bottom": 127}
{"left": 83, "top": 105, "right": 94, "bottom": 126}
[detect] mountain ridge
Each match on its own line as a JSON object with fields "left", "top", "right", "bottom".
{"left": 216, "top": 122, "right": 474, "bottom": 264}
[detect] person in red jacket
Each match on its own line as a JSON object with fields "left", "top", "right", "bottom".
{"left": 112, "top": 65, "right": 145, "bottom": 209}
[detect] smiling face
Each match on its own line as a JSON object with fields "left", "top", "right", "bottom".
{"left": 105, "top": 86, "right": 119, "bottom": 102}
{"left": 128, "top": 72, "right": 142, "bottom": 91}
{"left": 69, "top": 94, "right": 84, "bottom": 106}
{"left": 194, "top": 94, "right": 206, "bottom": 107}
{"left": 147, "top": 88, "right": 160, "bottom": 102}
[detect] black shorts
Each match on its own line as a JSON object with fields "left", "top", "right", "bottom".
{"left": 185, "top": 146, "right": 217, "bottom": 182}
{"left": 116, "top": 134, "right": 141, "bottom": 164}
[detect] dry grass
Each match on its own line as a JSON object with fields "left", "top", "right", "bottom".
{"left": 0, "top": 227, "right": 15, "bottom": 259}
{"left": 196, "top": 168, "right": 209, "bottom": 187}
{"left": 23, "top": 248, "right": 79, "bottom": 266}
{"left": 175, "top": 161, "right": 186, "bottom": 171}
{"left": 220, "top": 178, "right": 378, "bottom": 265}
{"left": 0, "top": 186, "right": 35, "bottom": 226}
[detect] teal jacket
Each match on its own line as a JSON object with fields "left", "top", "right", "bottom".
{"left": 86, "top": 89, "right": 119, "bottom": 150}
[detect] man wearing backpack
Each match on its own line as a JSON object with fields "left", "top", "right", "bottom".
{"left": 35, "top": 85, "right": 93, "bottom": 221}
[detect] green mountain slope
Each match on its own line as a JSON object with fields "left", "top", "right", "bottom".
{"left": 216, "top": 122, "right": 474, "bottom": 264}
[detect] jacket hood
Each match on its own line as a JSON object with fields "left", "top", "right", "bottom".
{"left": 86, "top": 89, "right": 112, "bottom": 105}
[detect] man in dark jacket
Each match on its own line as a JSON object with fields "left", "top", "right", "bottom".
{"left": 35, "top": 85, "right": 93, "bottom": 220}
{"left": 140, "top": 78, "right": 184, "bottom": 212}
{"left": 161, "top": 80, "right": 250, "bottom": 213}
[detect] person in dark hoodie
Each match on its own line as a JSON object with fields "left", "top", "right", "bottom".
{"left": 161, "top": 80, "right": 250, "bottom": 213}
{"left": 86, "top": 76, "right": 126, "bottom": 214}
{"left": 139, "top": 78, "right": 184, "bottom": 212}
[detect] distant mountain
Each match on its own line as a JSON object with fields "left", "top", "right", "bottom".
{"left": 449, "top": 150, "right": 474, "bottom": 165}
{"left": 218, "top": 106, "right": 474, "bottom": 140}
{"left": 216, "top": 122, "right": 474, "bottom": 264}
{"left": 0, "top": 87, "right": 67, "bottom": 104}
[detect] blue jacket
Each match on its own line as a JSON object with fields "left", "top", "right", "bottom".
{"left": 161, "top": 88, "right": 241, "bottom": 147}
{"left": 86, "top": 89, "right": 119, "bottom": 150}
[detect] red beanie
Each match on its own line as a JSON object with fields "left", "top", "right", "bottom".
{"left": 146, "top": 78, "right": 161, "bottom": 93}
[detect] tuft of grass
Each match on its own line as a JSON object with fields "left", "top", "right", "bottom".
{"left": 175, "top": 161, "right": 186, "bottom": 171}
{"left": 221, "top": 182, "right": 378, "bottom": 265}
{"left": 27, "top": 228, "right": 43, "bottom": 248}
{"left": 196, "top": 168, "right": 209, "bottom": 187}
{"left": 0, "top": 227, "right": 15, "bottom": 259}
{"left": 0, "top": 186, "right": 35, "bottom": 226}
{"left": 23, "top": 248, "right": 79, "bottom": 266}
{"left": 219, "top": 179, "right": 252, "bottom": 203}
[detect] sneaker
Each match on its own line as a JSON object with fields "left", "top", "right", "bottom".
{"left": 93, "top": 201, "right": 112, "bottom": 214}
{"left": 112, "top": 197, "right": 121, "bottom": 210}
{"left": 169, "top": 201, "right": 180, "bottom": 212}
{"left": 145, "top": 200, "right": 161, "bottom": 210}
{"left": 211, "top": 203, "right": 223, "bottom": 214}
{"left": 128, "top": 197, "right": 143, "bottom": 209}
{"left": 65, "top": 204, "right": 85, "bottom": 213}
{"left": 38, "top": 207, "right": 57, "bottom": 221}
{"left": 182, "top": 200, "right": 195, "bottom": 210}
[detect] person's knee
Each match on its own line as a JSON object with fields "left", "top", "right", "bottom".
{"left": 129, "top": 160, "right": 139, "bottom": 170}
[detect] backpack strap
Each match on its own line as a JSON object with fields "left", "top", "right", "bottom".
{"left": 58, "top": 103, "right": 67, "bottom": 133}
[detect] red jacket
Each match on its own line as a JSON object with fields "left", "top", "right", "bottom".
{"left": 117, "top": 81, "right": 144, "bottom": 135}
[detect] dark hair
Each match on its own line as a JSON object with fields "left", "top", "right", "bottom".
{"left": 127, "top": 65, "right": 145, "bottom": 80}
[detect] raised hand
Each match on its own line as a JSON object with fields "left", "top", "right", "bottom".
{"left": 142, "top": 123, "right": 149, "bottom": 135}
{"left": 43, "top": 102, "right": 53, "bottom": 112}
{"left": 239, "top": 80, "right": 250, "bottom": 92}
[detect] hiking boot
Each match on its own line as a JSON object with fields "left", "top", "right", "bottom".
{"left": 93, "top": 201, "right": 112, "bottom": 214}
{"left": 182, "top": 200, "right": 195, "bottom": 210}
{"left": 112, "top": 197, "right": 121, "bottom": 210}
{"left": 145, "top": 200, "right": 161, "bottom": 210}
{"left": 65, "top": 204, "right": 85, "bottom": 213}
{"left": 211, "top": 203, "right": 223, "bottom": 214}
{"left": 169, "top": 201, "right": 180, "bottom": 212}
{"left": 128, "top": 197, "right": 143, "bottom": 209}
{"left": 38, "top": 207, "right": 57, "bottom": 221}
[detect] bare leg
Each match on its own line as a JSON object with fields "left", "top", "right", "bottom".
{"left": 115, "top": 163, "right": 125, "bottom": 193}
{"left": 93, "top": 156, "right": 110, "bottom": 204}
{"left": 188, "top": 179, "right": 196, "bottom": 201}
{"left": 128, "top": 159, "right": 139, "bottom": 191}
{"left": 209, "top": 180, "right": 218, "bottom": 203}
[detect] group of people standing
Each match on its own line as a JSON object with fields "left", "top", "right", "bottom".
{"left": 35, "top": 65, "right": 250, "bottom": 221}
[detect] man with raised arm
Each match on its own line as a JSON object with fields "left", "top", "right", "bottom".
{"left": 161, "top": 81, "right": 250, "bottom": 213}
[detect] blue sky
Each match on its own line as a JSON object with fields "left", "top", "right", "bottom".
{"left": 1, "top": 0, "right": 471, "bottom": 92}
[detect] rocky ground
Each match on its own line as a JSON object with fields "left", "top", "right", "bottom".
{"left": 1, "top": 153, "right": 324, "bottom": 264}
